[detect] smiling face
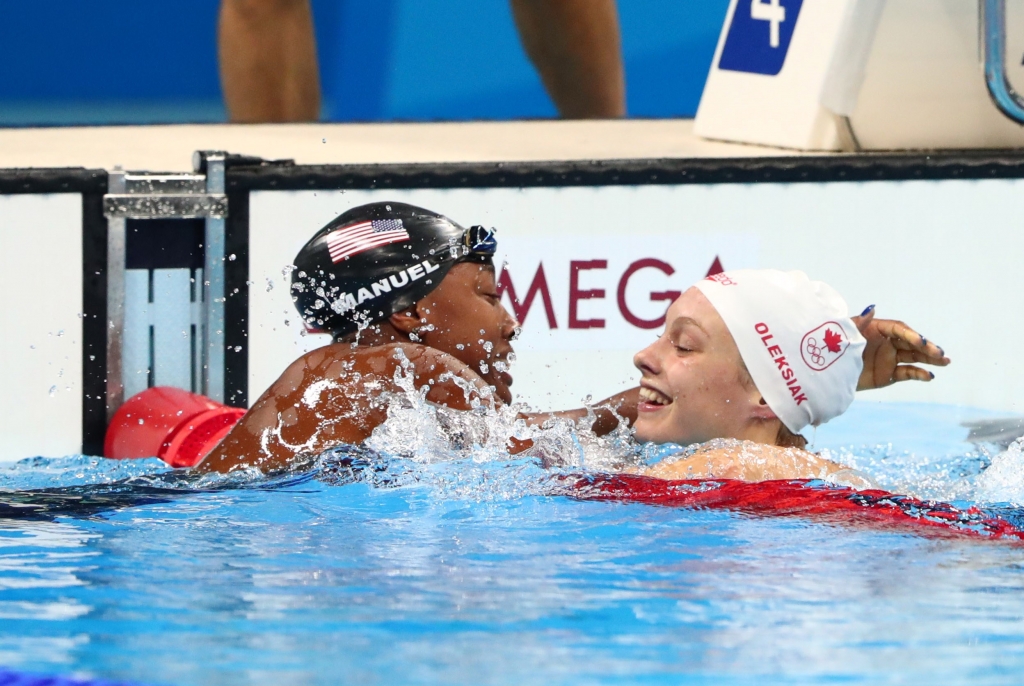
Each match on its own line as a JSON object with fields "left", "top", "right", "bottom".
{"left": 415, "top": 262, "right": 519, "bottom": 403}
{"left": 632, "top": 287, "right": 780, "bottom": 446}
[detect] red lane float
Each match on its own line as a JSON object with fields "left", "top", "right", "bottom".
{"left": 104, "top": 387, "right": 245, "bottom": 468}
{"left": 565, "top": 473, "right": 1024, "bottom": 540}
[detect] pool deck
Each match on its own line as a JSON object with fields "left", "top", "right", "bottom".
{"left": 0, "top": 119, "right": 816, "bottom": 172}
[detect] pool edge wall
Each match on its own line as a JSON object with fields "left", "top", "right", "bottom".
{"left": 3, "top": 149, "right": 1024, "bottom": 462}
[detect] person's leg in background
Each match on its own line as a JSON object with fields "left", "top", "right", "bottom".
{"left": 510, "top": 0, "right": 626, "bottom": 118}
{"left": 218, "top": 0, "right": 624, "bottom": 122}
{"left": 218, "top": 0, "right": 321, "bottom": 122}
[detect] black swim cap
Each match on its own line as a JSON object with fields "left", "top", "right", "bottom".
{"left": 291, "top": 201, "right": 497, "bottom": 337}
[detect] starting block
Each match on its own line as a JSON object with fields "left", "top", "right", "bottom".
{"left": 696, "top": 0, "right": 1024, "bottom": 150}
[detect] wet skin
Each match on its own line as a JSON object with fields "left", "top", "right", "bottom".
{"left": 201, "top": 263, "right": 637, "bottom": 473}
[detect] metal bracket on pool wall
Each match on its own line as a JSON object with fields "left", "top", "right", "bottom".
{"left": 982, "top": 0, "right": 1024, "bottom": 126}
{"left": 102, "top": 152, "right": 229, "bottom": 418}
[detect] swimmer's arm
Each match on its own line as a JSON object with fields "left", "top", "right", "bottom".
{"left": 200, "top": 344, "right": 485, "bottom": 474}
{"left": 640, "top": 443, "right": 846, "bottom": 483}
{"left": 199, "top": 353, "right": 381, "bottom": 473}
{"left": 853, "top": 309, "right": 950, "bottom": 390}
{"left": 520, "top": 388, "right": 639, "bottom": 436}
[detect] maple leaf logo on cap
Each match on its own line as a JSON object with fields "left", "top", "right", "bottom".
{"left": 824, "top": 328, "right": 843, "bottom": 354}
{"left": 800, "top": 322, "right": 850, "bottom": 371}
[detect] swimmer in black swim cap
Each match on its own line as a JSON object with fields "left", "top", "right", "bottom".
{"left": 290, "top": 201, "right": 497, "bottom": 338}
{"left": 202, "top": 201, "right": 568, "bottom": 473}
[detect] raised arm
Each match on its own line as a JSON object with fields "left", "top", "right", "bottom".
{"left": 852, "top": 307, "right": 951, "bottom": 390}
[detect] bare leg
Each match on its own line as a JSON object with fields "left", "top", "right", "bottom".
{"left": 510, "top": 0, "right": 626, "bottom": 118}
{"left": 218, "top": 0, "right": 321, "bottom": 122}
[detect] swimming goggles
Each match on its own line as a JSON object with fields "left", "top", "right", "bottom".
{"left": 459, "top": 225, "right": 498, "bottom": 259}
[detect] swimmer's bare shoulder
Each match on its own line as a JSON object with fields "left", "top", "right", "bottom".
{"left": 200, "top": 342, "right": 492, "bottom": 473}
{"left": 640, "top": 442, "right": 845, "bottom": 483}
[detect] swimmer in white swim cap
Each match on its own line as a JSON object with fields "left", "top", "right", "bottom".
{"left": 633, "top": 269, "right": 950, "bottom": 484}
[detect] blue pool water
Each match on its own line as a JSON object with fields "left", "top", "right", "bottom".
{"left": 2, "top": 401, "right": 1024, "bottom": 685}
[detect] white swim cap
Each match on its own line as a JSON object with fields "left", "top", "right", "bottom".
{"left": 694, "top": 269, "right": 865, "bottom": 433}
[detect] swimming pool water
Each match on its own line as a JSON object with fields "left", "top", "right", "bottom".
{"left": 2, "top": 401, "right": 1024, "bottom": 685}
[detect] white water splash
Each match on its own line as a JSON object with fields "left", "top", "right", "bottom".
{"left": 813, "top": 438, "right": 1024, "bottom": 506}
{"left": 366, "top": 348, "right": 640, "bottom": 472}
{"left": 973, "top": 438, "right": 1024, "bottom": 505}
{"left": 348, "top": 348, "right": 644, "bottom": 501}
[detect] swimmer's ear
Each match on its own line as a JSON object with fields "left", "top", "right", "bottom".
{"left": 388, "top": 309, "right": 421, "bottom": 336}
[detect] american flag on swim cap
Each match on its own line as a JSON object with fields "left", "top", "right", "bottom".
{"left": 326, "top": 219, "right": 410, "bottom": 263}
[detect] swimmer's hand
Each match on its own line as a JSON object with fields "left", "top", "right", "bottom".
{"left": 853, "top": 307, "right": 951, "bottom": 390}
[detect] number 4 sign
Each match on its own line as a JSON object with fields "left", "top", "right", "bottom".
{"left": 719, "top": 0, "right": 804, "bottom": 76}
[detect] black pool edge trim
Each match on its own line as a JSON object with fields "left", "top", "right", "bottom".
{"left": 81, "top": 189, "right": 108, "bottom": 456}
{"left": 0, "top": 168, "right": 107, "bottom": 194}
{"left": 224, "top": 150, "right": 1024, "bottom": 191}
{"left": 224, "top": 190, "right": 250, "bottom": 409}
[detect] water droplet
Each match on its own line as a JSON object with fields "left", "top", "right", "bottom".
{"left": 228, "top": 254, "right": 237, "bottom": 261}
{"left": 266, "top": 278, "right": 275, "bottom": 292}
{"left": 48, "top": 385, "right": 56, "bottom": 396}
{"left": 138, "top": 418, "right": 144, "bottom": 425}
